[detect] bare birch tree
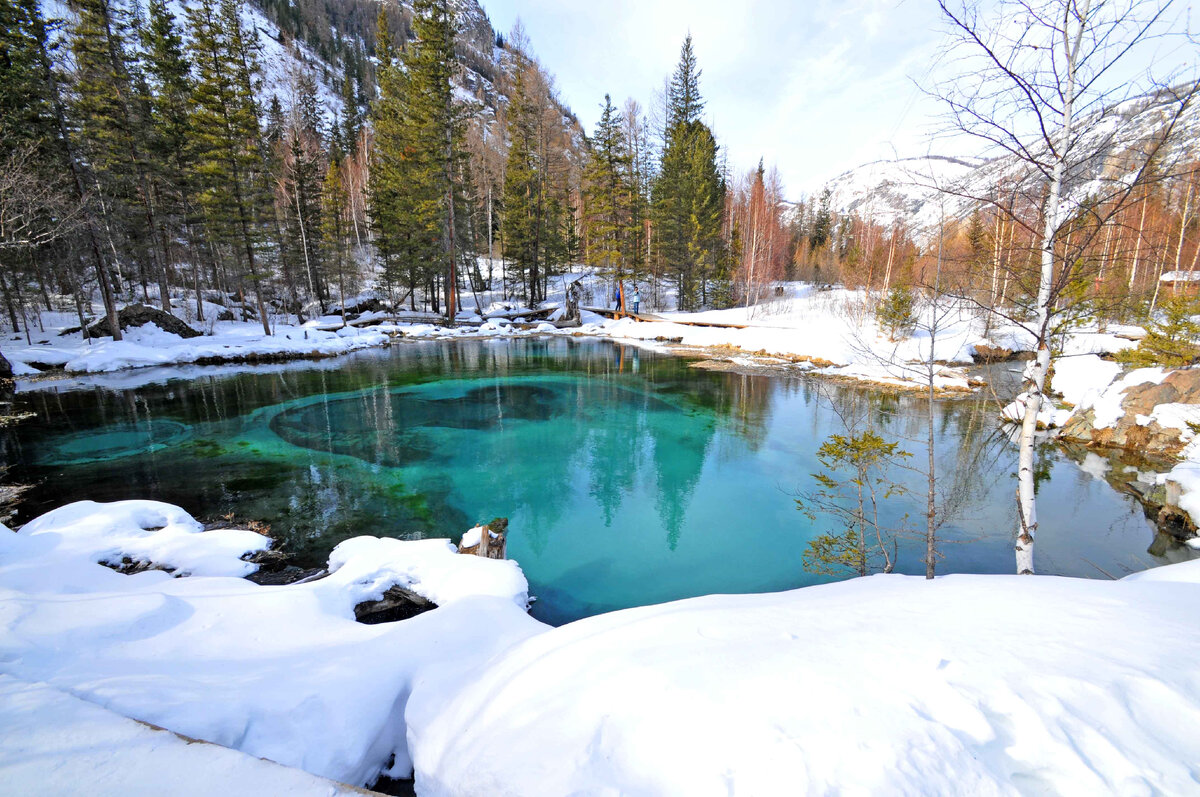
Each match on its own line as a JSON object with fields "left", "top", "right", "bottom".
{"left": 933, "top": 0, "right": 1198, "bottom": 574}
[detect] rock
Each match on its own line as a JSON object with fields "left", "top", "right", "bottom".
{"left": 85, "top": 304, "right": 203, "bottom": 339}
{"left": 1059, "top": 368, "right": 1200, "bottom": 459}
{"left": 245, "top": 566, "right": 326, "bottom": 586}
{"left": 354, "top": 585, "right": 437, "bottom": 624}
{"left": 972, "top": 344, "right": 1033, "bottom": 363}
{"left": 341, "top": 296, "right": 389, "bottom": 316}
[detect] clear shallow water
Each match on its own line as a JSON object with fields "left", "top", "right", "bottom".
{"left": 5, "top": 339, "right": 1182, "bottom": 624}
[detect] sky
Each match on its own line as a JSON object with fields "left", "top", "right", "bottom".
{"left": 479, "top": 0, "right": 960, "bottom": 199}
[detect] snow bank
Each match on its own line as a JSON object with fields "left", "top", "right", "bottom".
{"left": 0, "top": 674, "right": 366, "bottom": 796}
{"left": 414, "top": 565, "right": 1200, "bottom": 796}
{"left": 1076, "top": 367, "right": 1168, "bottom": 429}
{"left": 16, "top": 500, "right": 269, "bottom": 579}
{"left": 327, "top": 536, "right": 528, "bottom": 608}
{"left": 0, "top": 500, "right": 543, "bottom": 787}
{"left": 1052, "top": 354, "right": 1121, "bottom": 407}
{"left": 6, "top": 321, "right": 387, "bottom": 376}
{"left": 1000, "top": 392, "right": 1072, "bottom": 428}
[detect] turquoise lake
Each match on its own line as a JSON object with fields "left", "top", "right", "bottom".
{"left": 6, "top": 338, "right": 1188, "bottom": 624}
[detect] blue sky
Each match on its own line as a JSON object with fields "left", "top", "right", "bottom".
{"left": 479, "top": 0, "right": 957, "bottom": 198}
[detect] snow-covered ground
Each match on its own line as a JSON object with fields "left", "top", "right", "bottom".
{"left": 3, "top": 499, "right": 1199, "bottom": 794}
{"left": 415, "top": 562, "right": 1200, "bottom": 796}
{"left": 5, "top": 319, "right": 389, "bottom": 376}
{"left": 4, "top": 281, "right": 1141, "bottom": 396}
{"left": 0, "top": 500, "right": 539, "bottom": 789}
{"left": 0, "top": 674, "right": 368, "bottom": 796}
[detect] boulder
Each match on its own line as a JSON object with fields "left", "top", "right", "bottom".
{"left": 85, "top": 304, "right": 203, "bottom": 339}
{"left": 1059, "top": 368, "right": 1200, "bottom": 459}
{"left": 972, "top": 344, "right": 1033, "bottom": 363}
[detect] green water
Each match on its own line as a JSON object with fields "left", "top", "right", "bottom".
{"left": 6, "top": 338, "right": 1186, "bottom": 624}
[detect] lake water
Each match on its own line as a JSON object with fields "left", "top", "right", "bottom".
{"left": 5, "top": 338, "right": 1183, "bottom": 624}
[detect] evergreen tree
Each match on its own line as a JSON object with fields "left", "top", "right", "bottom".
{"left": 186, "top": 0, "right": 273, "bottom": 335}
{"left": 582, "top": 94, "right": 634, "bottom": 289}
{"left": 141, "top": 0, "right": 199, "bottom": 315}
{"left": 0, "top": 0, "right": 58, "bottom": 157}
{"left": 369, "top": 0, "right": 473, "bottom": 318}
{"left": 322, "top": 156, "right": 350, "bottom": 323}
{"left": 341, "top": 69, "right": 362, "bottom": 153}
{"left": 502, "top": 61, "right": 541, "bottom": 302}
{"left": 370, "top": 6, "right": 435, "bottom": 309}
{"left": 68, "top": 0, "right": 169, "bottom": 308}
{"left": 652, "top": 36, "right": 723, "bottom": 310}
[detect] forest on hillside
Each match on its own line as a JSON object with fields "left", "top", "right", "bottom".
{"left": 0, "top": 0, "right": 1196, "bottom": 343}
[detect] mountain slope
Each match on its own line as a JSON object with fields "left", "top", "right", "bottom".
{"left": 825, "top": 85, "right": 1200, "bottom": 237}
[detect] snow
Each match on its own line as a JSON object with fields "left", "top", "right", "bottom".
{"left": 0, "top": 674, "right": 366, "bottom": 796}
{"left": 413, "top": 565, "right": 1200, "bottom": 796}
{"left": 327, "top": 536, "right": 528, "bottom": 609}
{"left": 6, "top": 282, "right": 1150, "bottom": 399}
{"left": 1160, "top": 270, "right": 1200, "bottom": 282}
{"left": 0, "top": 500, "right": 542, "bottom": 787}
{"left": 1000, "top": 392, "right": 1072, "bottom": 429}
{"left": 16, "top": 500, "right": 270, "bottom": 579}
{"left": 1076, "top": 367, "right": 1168, "bottom": 429}
{"left": 1052, "top": 354, "right": 1121, "bottom": 407}
{"left": 7, "top": 320, "right": 387, "bottom": 376}
{"left": 5, "top": 498, "right": 1200, "bottom": 794}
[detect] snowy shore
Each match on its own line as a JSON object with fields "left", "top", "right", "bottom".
{"left": 7, "top": 284, "right": 1140, "bottom": 395}
{"left": 2, "top": 499, "right": 1199, "bottom": 794}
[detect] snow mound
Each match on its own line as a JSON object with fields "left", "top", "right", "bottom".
{"left": 1076, "top": 367, "right": 1168, "bottom": 429}
{"left": 0, "top": 500, "right": 544, "bottom": 787}
{"left": 16, "top": 500, "right": 270, "bottom": 579}
{"left": 414, "top": 568, "right": 1200, "bottom": 795}
{"left": 0, "top": 674, "right": 366, "bottom": 796}
{"left": 1053, "top": 354, "right": 1121, "bottom": 407}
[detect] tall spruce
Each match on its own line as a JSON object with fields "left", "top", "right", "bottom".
{"left": 653, "top": 36, "right": 724, "bottom": 310}
{"left": 582, "top": 94, "right": 634, "bottom": 289}
{"left": 68, "top": 0, "right": 172, "bottom": 309}
{"left": 369, "top": 0, "right": 472, "bottom": 317}
{"left": 186, "top": 0, "right": 272, "bottom": 335}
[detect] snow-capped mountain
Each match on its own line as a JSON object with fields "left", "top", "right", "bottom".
{"left": 823, "top": 155, "right": 985, "bottom": 230}
{"left": 824, "top": 84, "right": 1200, "bottom": 238}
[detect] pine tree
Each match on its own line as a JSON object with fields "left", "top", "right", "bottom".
{"left": 141, "top": 0, "right": 199, "bottom": 316}
{"left": 370, "top": 6, "right": 436, "bottom": 309}
{"left": 502, "top": 61, "right": 541, "bottom": 302}
{"left": 582, "top": 94, "right": 634, "bottom": 290}
{"left": 652, "top": 36, "right": 723, "bottom": 310}
{"left": 369, "top": 0, "right": 473, "bottom": 318}
{"left": 186, "top": 0, "right": 273, "bottom": 335}
{"left": 22, "top": 0, "right": 124, "bottom": 338}
{"left": 404, "top": 0, "right": 473, "bottom": 321}
{"left": 322, "top": 156, "right": 350, "bottom": 323}
{"left": 68, "top": 0, "right": 170, "bottom": 309}
{"left": 0, "top": 0, "right": 58, "bottom": 157}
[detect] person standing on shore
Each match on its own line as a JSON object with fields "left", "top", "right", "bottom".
{"left": 631, "top": 285, "right": 641, "bottom": 314}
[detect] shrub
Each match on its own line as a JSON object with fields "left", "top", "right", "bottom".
{"left": 877, "top": 285, "right": 917, "bottom": 341}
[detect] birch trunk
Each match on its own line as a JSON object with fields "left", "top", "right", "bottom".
{"left": 1016, "top": 0, "right": 1088, "bottom": 576}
